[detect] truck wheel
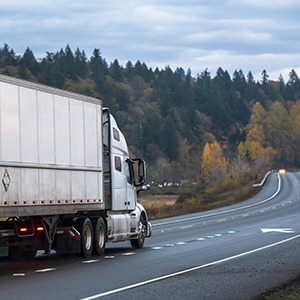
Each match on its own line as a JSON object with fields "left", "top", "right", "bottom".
{"left": 93, "top": 217, "right": 106, "bottom": 256}
{"left": 80, "top": 218, "right": 94, "bottom": 258}
{"left": 130, "top": 215, "right": 146, "bottom": 249}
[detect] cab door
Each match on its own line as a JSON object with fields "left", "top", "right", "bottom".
{"left": 125, "top": 158, "right": 136, "bottom": 211}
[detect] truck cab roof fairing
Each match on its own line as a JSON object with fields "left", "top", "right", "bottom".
{"left": 103, "top": 108, "right": 129, "bottom": 157}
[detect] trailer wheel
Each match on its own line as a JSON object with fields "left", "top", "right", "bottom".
{"left": 93, "top": 217, "right": 106, "bottom": 256}
{"left": 130, "top": 215, "right": 146, "bottom": 249}
{"left": 79, "top": 218, "right": 94, "bottom": 258}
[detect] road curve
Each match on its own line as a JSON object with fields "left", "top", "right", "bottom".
{"left": 1, "top": 171, "right": 300, "bottom": 300}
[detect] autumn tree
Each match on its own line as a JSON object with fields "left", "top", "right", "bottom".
{"left": 264, "top": 101, "right": 292, "bottom": 163}
{"left": 289, "top": 100, "right": 300, "bottom": 165}
{"left": 238, "top": 141, "right": 276, "bottom": 175}
{"left": 238, "top": 101, "right": 277, "bottom": 174}
{"left": 246, "top": 102, "right": 266, "bottom": 145}
{"left": 202, "top": 140, "right": 228, "bottom": 186}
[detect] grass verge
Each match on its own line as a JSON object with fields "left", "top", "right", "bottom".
{"left": 260, "top": 276, "right": 300, "bottom": 300}
{"left": 139, "top": 184, "right": 257, "bottom": 220}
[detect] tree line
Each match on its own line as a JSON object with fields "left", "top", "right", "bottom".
{"left": 1, "top": 43, "right": 300, "bottom": 187}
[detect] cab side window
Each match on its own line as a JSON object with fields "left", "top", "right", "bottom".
{"left": 113, "top": 127, "right": 120, "bottom": 141}
{"left": 114, "top": 156, "right": 122, "bottom": 172}
{"left": 125, "top": 159, "right": 134, "bottom": 185}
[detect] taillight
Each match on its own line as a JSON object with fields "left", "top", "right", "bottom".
{"left": 14, "top": 219, "right": 44, "bottom": 237}
{"left": 15, "top": 219, "right": 34, "bottom": 237}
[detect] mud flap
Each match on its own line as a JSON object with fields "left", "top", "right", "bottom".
{"left": 55, "top": 227, "right": 81, "bottom": 254}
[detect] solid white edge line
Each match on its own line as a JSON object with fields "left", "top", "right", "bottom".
{"left": 80, "top": 233, "right": 300, "bottom": 300}
{"left": 153, "top": 173, "right": 281, "bottom": 227}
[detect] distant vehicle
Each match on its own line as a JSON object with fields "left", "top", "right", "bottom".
{"left": 279, "top": 169, "right": 286, "bottom": 174}
{"left": 0, "top": 74, "right": 151, "bottom": 261}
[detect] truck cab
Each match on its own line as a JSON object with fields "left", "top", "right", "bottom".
{"left": 102, "top": 108, "right": 151, "bottom": 244}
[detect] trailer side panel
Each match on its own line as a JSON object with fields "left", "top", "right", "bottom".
{"left": 0, "top": 76, "right": 104, "bottom": 217}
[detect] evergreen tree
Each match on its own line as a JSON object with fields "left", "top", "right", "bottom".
{"left": 259, "top": 69, "right": 274, "bottom": 100}
{"left": 90, "top": 49, "right": 107, "bottom": 81}
{"left": 109, "top": 59, "right": 123, "bottom": 81}
{"left": 0, "top": 43, "right": 17, "bottom": 67}
{"left": 261, "top": 69, "right": 269, "bottom": 86}
{"left": 39, "top": 52, "right": 64, "bottom": 87}
{"left": 114, "top": 87, "right": 130, "bottom": 111}
{"left": 140, "top": 110, "right": 161, "bottom": 163}
{"left": 74, "top": 48, "right": 88, "bottom": 78}
{"left": 90, "top": 48, "right": 108, "bottom": 95}
{"left": 124, "top": 60, "right": 134, "bottom": 80}
{"left": 19, "top": 47, "right": 39, "bottom": 78}
{"left": 247, "top": 71, "right": 255, "bottom": 84}
{"left": 286, "top": 69, "right": 300, "bottom": 100}
{"left": 63, "top": 45, "right": 76, "bottom": 80}
{"left": 232, "top": 69, "right": 247, "bottom": 96}
{"left": 159, "top": 115, "right": 179, "bottom": 161}
{"left": 245, "top": 71, "right": 258, "bottom": 102}
{"left": 278, "top": 74, "right": 285, "bottom": 95}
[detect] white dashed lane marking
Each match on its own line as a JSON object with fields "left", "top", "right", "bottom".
{"left": 150, "top": 230, "right": 237, "bottom": 251}
{"left": 122, "top": 252, "right": 136, "bottom": 256}
{"left": 83, "top": 260, "right": 100, "bottom": 264}
{"left": 10, "top": 229, "right": 236, "bottom": 278}
{"left": 35, "top": 268, "right": 56, "bottom": 273}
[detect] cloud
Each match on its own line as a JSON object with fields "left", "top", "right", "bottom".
{"left": 230, "top": 0, "right": 299, "bottom": 8}
{"left": 0, "top": 0, "right": 300, "bottom": 81}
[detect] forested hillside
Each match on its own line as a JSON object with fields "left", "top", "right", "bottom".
{"left": 1, "top": 43, "right": 300, "bottom": 191}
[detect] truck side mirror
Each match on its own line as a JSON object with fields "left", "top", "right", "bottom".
{"left": 137, "top": 183, "right": 150, "bottom": 196}
{"left": 132, "top": 158, "right": 146, "bottom": 186}
{"left": 138, "top": 159, "right": 145, "bottom": 184}
{"left": 141, "top": 183, "right": 150, "bottom": 190}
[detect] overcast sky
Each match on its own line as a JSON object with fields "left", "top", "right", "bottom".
{"left": 1, "top": 0, "right": 300, "bottom": 81}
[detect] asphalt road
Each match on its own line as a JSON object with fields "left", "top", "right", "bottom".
{"left": 1, "top": 171, "right": 300, "bottom": 300}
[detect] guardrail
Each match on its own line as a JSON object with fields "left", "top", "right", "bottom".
{"left": 252, "top": 171, "right": 272, "bottom": 187}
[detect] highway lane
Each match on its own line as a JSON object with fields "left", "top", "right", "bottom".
{"left": 1, "top": 171, "right": 300, "bottom": 299}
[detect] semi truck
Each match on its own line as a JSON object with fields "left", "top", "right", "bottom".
{"left": 0, "top": 74, "right": 151, "bottom": 260}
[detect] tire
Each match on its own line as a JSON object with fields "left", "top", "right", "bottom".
{"left": 93, "top": 217, "right": 106, "bottom": 256}
{"left": 130, "top": 215, "right": 146, "bottom": 249}
{"left": 79, "top": 218, "right": 94, "bottom": 258}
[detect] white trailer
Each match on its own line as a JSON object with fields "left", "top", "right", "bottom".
{"left": 0, "top": 74, "right": 151, "bottom": 260}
